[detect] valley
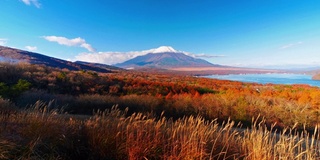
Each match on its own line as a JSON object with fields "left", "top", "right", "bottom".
{"left": 1, "top": 45, "right": 320, "bottom": 159}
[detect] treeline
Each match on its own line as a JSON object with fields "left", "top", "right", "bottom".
{"left": 0, "top": 63, "right": 212, "bottom": 96}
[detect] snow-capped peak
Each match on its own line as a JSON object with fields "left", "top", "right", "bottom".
{"left": 152, "top": 46, "right": 178, "bottom": 53}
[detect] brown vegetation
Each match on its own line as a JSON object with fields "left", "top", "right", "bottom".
{"left": 1, "top": 62, "right": 320, "bottom": 159}
{"left": 1, "top": 62, "right": 320, "bottom": 129}
{"left": 0, "top": 104, "right": 319, "bottom": 159}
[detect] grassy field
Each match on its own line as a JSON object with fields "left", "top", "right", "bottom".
{"left": 0, "top": 102, "right": 319, "bottom": 159}
{"left": 1, "top": 62, "right": 320, "bottom": 159}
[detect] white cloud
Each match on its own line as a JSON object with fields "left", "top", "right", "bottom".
{"left": 74, "top": 50, "right": 152, "bottom": 65}
{"left": 80, "top": 43, "right": 95, "bottom": 52}
{"left": 25, "top": 46, "right": 37, "bottom": 51}
{"left": 43, "top": 36, "right": 96, "bottom": 52}
{"left": 280, "top": 41, "right": 303, "bottom": 49}
{"left": 183, "top": 52, "right": 225, "bottom": 58}
{"left": 21, "top": 0, "right": 41, "bottom": 8}
{"left": 195, "top": 54, "right": 226, "bottom": 58}
{"left": 0, "top": 39, "right": 7, "bottom": 46}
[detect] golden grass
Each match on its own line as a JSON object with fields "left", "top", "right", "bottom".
{"left": 0, "top": 103, "right": 319, "bottom": 159}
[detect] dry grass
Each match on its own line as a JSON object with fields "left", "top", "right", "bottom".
{"left": 0, "top": 100, "right": 319, "bottom": 159}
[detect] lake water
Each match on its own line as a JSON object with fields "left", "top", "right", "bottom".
{"left": 204, "top": 73, "right": 320, "bottom": 88}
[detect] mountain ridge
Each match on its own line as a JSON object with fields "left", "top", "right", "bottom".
{"left": 0, "top": 45, "right": 120, "bottom": 72}
{"left": 0, "top": 45, "right": 280, "bottom": 75}
{"left": 116, "top": 46, "right": 219, "bottom": 69}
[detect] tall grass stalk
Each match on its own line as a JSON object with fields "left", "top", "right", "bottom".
{"left": 0, "top": 103, "right": 319, "bottom": 159}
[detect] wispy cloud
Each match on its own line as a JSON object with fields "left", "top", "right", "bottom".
{"left": 25, "top": 46, "right": 37, "bottom": 51}
{"left": 74, "top": 50, "right": 153, "bottom": 65}
{"left": 43, "top": 36, "right": 96, "bottom": 52}
{"left": 21, "top": 0, "right": 41, "bottom": 8}
{"left": 0, "top": 38, "right": 7, "bottom": 46}
{"left": 195, "top": 54, "right": 226, "bottom": 58}
{"left": 184, "top": 52, "right": 225, "bottom": 58}
{"left": 280, "top": 41, "right": 303, "bottom": 49}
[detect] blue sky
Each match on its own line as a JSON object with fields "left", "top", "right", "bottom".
{"left": 0, "top": 0, "right": 320, "bottom": 68}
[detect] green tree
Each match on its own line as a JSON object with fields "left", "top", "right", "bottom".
{"left": 1, "top": 79, "right": 32, "bottom": 99}
{"left": 0, "top": 82, "right": 9, "bottom": 98}
{"left": 12, "top": 79, "right": 31, "bottom": 94}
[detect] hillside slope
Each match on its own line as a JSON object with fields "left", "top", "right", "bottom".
{"left": 0, "top": 46, "right": 120, "bottom": 72}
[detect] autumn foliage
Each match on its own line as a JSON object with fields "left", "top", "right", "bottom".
{"left": 1, "top": 62, "right": 320, "bottom": 159}
{"left": 1, "top": 62, "right": 320, "bottom": 130}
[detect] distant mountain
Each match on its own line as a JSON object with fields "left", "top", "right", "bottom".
{"left": 0, "top": 46, "right": 120, "bottom": 72}
{"left": 313, "top": 74, "right": 320, "bottom": 80}
{"left": 116, "top": 46, "right": 219, "bottom": 69}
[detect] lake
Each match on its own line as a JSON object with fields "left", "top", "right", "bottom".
{"left": 204, "top": 73, "right": 320, "bottom": 87}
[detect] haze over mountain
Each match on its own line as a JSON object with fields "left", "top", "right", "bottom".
{"left": 116, "top": 46, "right": 220, "bottom": 69}
{"left": 0, "top": 46, "right": 119, "bottom": 72}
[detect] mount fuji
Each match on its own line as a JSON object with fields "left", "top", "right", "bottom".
{"left": 115, "top": 46, "right": 219, "bottom": 69}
